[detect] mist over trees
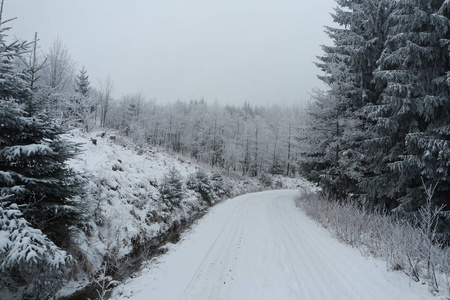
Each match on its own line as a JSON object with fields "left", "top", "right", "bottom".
{"left": 107, "top": 99, "right": 305, "bottom": 177}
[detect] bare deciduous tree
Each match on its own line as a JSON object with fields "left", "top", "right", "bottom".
{"left": 98, "top": 75, "right": 114, "bottom": 128}
{"left": 42, "top": 37, "right": 75, "bottom": 92}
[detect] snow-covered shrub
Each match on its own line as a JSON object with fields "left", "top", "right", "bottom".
{"left": 211, "top": 172, "right": 229, "bottom": 198}
{"left": 0, "top": 201, "right": 73, "bottom": 299}
{"left": 274, "top": 179, "right": 283, "bottom": 188}
{"left": 159, "top": 167, "right": 184, "bottom": 205}
{"left": 269, "top": 162, "right": 284, "bottom": 175}
{"left": 186, "top": 170, "right": 214, "bottom": 204}
{"left": 258, "top": 173, "right": 273, "bottom": 188}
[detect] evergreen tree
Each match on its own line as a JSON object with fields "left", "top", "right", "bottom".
{"left": 0, "top": 17, "right": 81, "bottom": 297}
{"left": 67, "top": 66, "right": 98, "bottom": 131}
{"left": 0, "top": 99, "right": 82, "bottom": 241}
{"left": 186, "top": 170, "right": 214, "bottom": 204}
{"left": 299, "top": 91, "right": 340, "bottom": 189}
{"left": 0, "top": 201, "right": 73, "bottom": 298}
{"left": 210, "top": 171, "right": 228, "bottom": 198}
{"left": 159, "top": 167, "right": 184, "bottom": 205}
{"left": 400, "top": 1, "right": 450, "bottom": 215}
{"left": 304, "top": 0, "right": 449, "bottom": 216}
{"left": 304, "top": 0, "right": 392, "bottom": 201}
{"left": 74, "top": 66, "right": 90, "bottom": 96}
{"left": 16, "top": 32, "right": 48, "bottom": 116}
{"left": 362, "top": 0, "right": 449, "bottom": 211}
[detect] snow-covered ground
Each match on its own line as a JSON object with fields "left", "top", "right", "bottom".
{"left": 56, "top": 129, "right": 308, "bottom": 296}
{"left": 110, "top": 189, "right": 435, "bottom": 300}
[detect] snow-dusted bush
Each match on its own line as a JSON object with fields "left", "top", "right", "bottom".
{"left": 186, "top": 170, "right": 214, "bottom": 204}
{"left": 269, "top": 162, "right": 284, "bottom": 175}
{"left": 210, "top": 172, "right": 229, "bottom": 198}
{"left": 274, "top": 179, "right": 283, "bottom": 188}
{"left": 159, "top": 167, "right": 184, "bottom": 205}
{"left": 258, "top": 173, "right": 273, "bottom": 188}
{"left": 0, "top": 201, "right": 73, "bottom": 299}
{"left": 296, "top": 191, "right": 450, "bottom": 298}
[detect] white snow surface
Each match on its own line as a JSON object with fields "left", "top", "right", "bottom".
{"left": 111, "top": 189, "right": 435, "bottom": 300}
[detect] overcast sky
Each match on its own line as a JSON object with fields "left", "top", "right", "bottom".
{"left": 6, "top": 0, "right": 336, "bottom": 106}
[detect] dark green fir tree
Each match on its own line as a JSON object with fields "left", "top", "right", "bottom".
{"left": 0, "top": 12, "right": 82, "bottom": 298}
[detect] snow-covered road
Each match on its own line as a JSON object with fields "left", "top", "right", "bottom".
{"left": 111, "top": 189, "right": 435, "bottom": 300}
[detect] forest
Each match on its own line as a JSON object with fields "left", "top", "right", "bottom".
{"left": 0, "top": 0, "right": 449, "bottom": 299}
{"left": 300, "top": 0, "right": 449, "bottom": 240}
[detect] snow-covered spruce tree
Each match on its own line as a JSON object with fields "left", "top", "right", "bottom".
{"left": 186, "top": 170, "right": 214, "bottom": 204}
{"left": 361, "top": 0, "right": 449, "bottom": 212}
{"left": 15, "top": 32, "right": 49, "bottom": 116}
{"left": 0, "top": 78, "right": 82, "bottom": 244}
{"left": 0, "top": 200, "right": 73, "bottom": 298}
{"left": 75, "top": 66, "right": 90, "bottom": 97}
{"left": 258, "top": 172, "right": 273, "bottom": 188}
{"left": 69, "top": 66, "right": 98, "bottom": 131}
{"left": 0, "top": 19, "right": 81, "bottom": 297}
{"left": 299, "top": 91, "right": 341, "bottom": 193}
{"left": 400, "top": 1, "right": 450, "bottom": 221}
{"left": 303, "top": 0, "right": 391, "bottom": 201}
{"left": 210, "top": 171, "right": 229, "bottom": 198}
{"left": 159, "top": 167, "right": 184, "bottom": 205}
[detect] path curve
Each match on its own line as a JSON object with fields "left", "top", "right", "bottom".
{"left": 111, "top": 189, "right": 435, "bottom": 300}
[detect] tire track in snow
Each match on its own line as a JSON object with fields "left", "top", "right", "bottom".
{"left": 271, "top": 196, "right": 358, "bottom": 299}
{"left": 179, "top": 194, "right": 258, "bottom": 300}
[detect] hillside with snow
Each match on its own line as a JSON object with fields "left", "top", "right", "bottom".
{"left": 57, "top": 129, "right": 306, "bottom": 297}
